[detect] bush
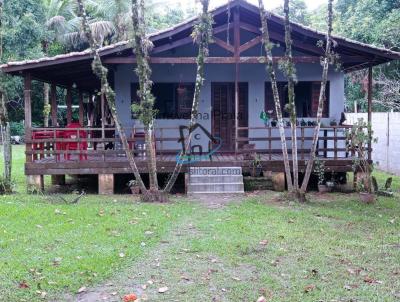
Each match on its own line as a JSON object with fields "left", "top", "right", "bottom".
{"left": 10, "top": 121, "right": 25, "bottom": 136}
{"left": 0, "top": 176, "right": 14, "bottom": 194}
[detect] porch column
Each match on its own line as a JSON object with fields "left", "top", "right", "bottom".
{"left": 79, "top": 91, "right": 84, "bottom": 126}
{"left": 98, "top": 174, "right": 114, "bottom": 195}
{"left": 234, "top": 8, "right": 240, "bottom": 156}
{"left": 367, "top": 66, "right": 372, "bottom": 161}
{"left": 66, "top": 86, "right": 73, "bottom": 124}
{"left": 24, "top": 73, "right": 32, "bottom": 163}
{"left": 50, "top": 83, "right": 58, "bottom": 126}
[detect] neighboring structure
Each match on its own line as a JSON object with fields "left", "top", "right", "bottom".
{"left": 1, "top": 0, "right": 399, "bottom": 193}
{"left": 347, "top": 113, "right": 400, "bottom": 176}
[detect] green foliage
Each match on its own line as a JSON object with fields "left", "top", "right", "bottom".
{"left": 272, "top": 0, "right": 310, "bottom": 25}
{"left": 335, "top": 0, "right": 400, "bottom": 112}
{"left": 313, "top": 158, "right": 326, "bottom": 185}
{"left": 9, "top": 121, "right": 24, "bottom": 136}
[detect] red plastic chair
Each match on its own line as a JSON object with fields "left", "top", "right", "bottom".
{"left": 64, "top": 123, "right": 88, "bottom": 161}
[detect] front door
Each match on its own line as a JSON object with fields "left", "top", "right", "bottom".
{"left": 211, "top": 83, "right": 248, "bottom": 152}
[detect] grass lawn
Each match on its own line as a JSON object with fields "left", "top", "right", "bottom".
{"left": 0, "top": 145, "right": 399, "bottom": 301}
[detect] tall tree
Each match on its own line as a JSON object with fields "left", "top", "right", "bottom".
{"left": 42, "top": 0, "right": 76, "bottom": 127}
{"left": 130, "top": 0, "right": 159, "bottom": 193}
{"left": 258, "top": 0, "right": 293, "bottom": 192}
{"left": 282, "top": 0, "right": 300, "bottom": 196}
{"left": 76, "top": 0, "right": 158, "bottom": 202}
{"left": 163, "top": 0, "right": 212, "bottom": 193}
{"left": 0, "top": 0, "right": 12, "bottom": 192}
{"left": 300, "top": 0, "right": 334, "bottom": 193}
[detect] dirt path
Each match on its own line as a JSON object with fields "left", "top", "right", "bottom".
{"left": 65, "top": 196, "right": 253, "bottom": 302}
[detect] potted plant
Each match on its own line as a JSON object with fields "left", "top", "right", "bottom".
{"left": 314, "top": 158, "right": 330, "bottom": 193}
{"left": 330, "top": 119, "right": 337, "bottom": 126}
{"left": 250, "top": 153, "right": 262, "bottom": 177}
{"left": 300, "top": 119, "right": 307, "bottom": 127}
{"left": 271, "top": 119, "right": 277, "bottom": 127}
{"left": 127, "top": 180, "right": 140, "bottom": 194}
{"left": 346, "top": 119, "right": 377, "bottom": 203}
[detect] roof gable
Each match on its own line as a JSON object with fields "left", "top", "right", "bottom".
{"left": 1, "top": 0, "right": 399, "bottom": 84}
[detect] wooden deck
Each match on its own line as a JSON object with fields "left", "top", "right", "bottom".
{"left": 25, "top": 125, "right": 362, "bottom": 176}
{"left": 26, "top": 153, "right": 355, "bottom": 175}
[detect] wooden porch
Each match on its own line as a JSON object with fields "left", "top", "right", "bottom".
{"left": 25, "top": 125, "right": 361, "bottom": 176}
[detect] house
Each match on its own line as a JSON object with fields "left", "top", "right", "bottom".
{"left": 1, "top": 0, "right": 399, "bottom": 194}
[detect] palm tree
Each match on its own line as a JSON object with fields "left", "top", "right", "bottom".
{"left": 42, "top": 0, "right": 76, "bottom": 127}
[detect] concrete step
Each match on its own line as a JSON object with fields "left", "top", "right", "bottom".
{"left": 189, "top": 167, "right": 243, "bottom": 176}
{"left": 189, "top": 174, "right": 243, "bottom": 184}
{"left": 187, "top": 182, "right": 244, "bottom": 194}
{"left": 188, "top": 167, "right": 244, "bottom": 194}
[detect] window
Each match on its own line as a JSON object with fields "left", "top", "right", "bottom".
{"left": 131, "top": 83, "right": 195, "bottom": 119}
{"left": 265, "top": 81, "right": 330, "bottom": 118}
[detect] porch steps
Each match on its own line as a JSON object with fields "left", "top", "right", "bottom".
{"left": 187, "top": 167, "right": 244, "bottom": 195}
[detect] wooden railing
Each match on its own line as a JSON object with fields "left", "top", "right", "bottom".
{"left": 25, "top": 127, "right": 183, "bottom": 163}
{"left": 236, "top": 125, "right": 367, "bottom": 160}
{"left": 26, "top": 125, "right": 368, "bottom": 163}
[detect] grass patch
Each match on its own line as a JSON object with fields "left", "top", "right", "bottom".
{"left": 0, "top": 145, "right": 399, "bottom": 301}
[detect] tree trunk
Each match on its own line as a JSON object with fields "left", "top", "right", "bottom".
{"left": 163, "top": 0, "right": 212, "bottom": 193}
{"left": 283, "top": 0, "right": 299, "bottom": 194}
{"left": 43, "top": 83, "right": 50, "bottom": 127}
{"left": 300, "top": 0, "right": 334, "bottom": 193}
{"left": 76, "top": 0, "right": 159, "bottom": 202}
{"left": 258, "top": 0, "right": 293, "bottom": 192}
{"left": 131, "top": 0, "right": 159, "bottom": 192}
{"left": 0, "top": 93, "right": 12, "bottom": 185}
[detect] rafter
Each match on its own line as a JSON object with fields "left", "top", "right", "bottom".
{"left": 239, "top": 36, "right": 262, "bottom": 54}
{"left": 212, "top": 37, "right": 235, "bottom": 53}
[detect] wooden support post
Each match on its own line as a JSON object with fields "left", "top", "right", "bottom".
{"left": 66, "top": 86, "right": 73, "bottom": 124}
{"left": 50, "top": 83, "right": 57, "bottom": 126}
{"left": 79, "top": 91, "right": 84, "bottom": 126}
{"left": 98, "top": 174, "right": 114, "bottom": 195}
{"left": 234, "top": 8, "right": 240, "bottom": 158}
{"left": 367, "top": 66, "right": 373, "bottom": 161}
{"left": 27, "top": 175, "right": 44, "bottom": 193}
{"left": 24, "top": 73, "right": 32, "bottom": 163}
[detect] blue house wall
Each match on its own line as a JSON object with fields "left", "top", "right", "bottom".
{"left": 114, "top": 37, "right": 345, "bottom": 151}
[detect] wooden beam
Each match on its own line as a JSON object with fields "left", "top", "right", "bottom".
{"left": 24, "top": 74, "right": 32, "bottom": 129}
{"left": 239, "top": 36, "right": 262, "bottom": 54}
{"left": 152, "top": 36, "right": 194, "bottom": 54}
{"left": 213, "top": 37, "right": 235, "bottom": 53}
{"left": 367, "top": 66, "right": 373, "bottom": 161}
{"left": 213, "top": 23, "right": 234, "bottom": 34}
{"left": 66, "top": 86, "right": 72, "bottom": 124}
{"left": 24, "top": 73, "right": 32, "bottom": 163}
{"left": 239, "top": 21, "right": 324, "bottom": 56}
{"left": 79, "top": 91, "right": 84, "bottom": 126}
{"left": 104, "top": 56, "right": 322, "bottom": 64}
{"left": 50, "top": 83, "right": 57, "bottom": 126}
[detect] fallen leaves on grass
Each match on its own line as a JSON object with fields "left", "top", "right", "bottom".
{"left": 158, "top": 286, "right": 169, "bottom": 293}
{"left": 257, "top": 296, "right": 267, "bottom": 302}
{"left": 123, "top": 293, "right": 137, "bottom": 301}
{"left": 259, "top": 239, "right": 269, "bottom": 246}
{"left": 364, "top": 276, "right": 383, "bottom": 284}
{"left": 18, "top": 281, "right": 29, "bottom": 289}
{"left": 304, "top": 284, "right": 316, "bottom": 293}
{"left": 77, "top": 286, "right": 87, "bottom": 293}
